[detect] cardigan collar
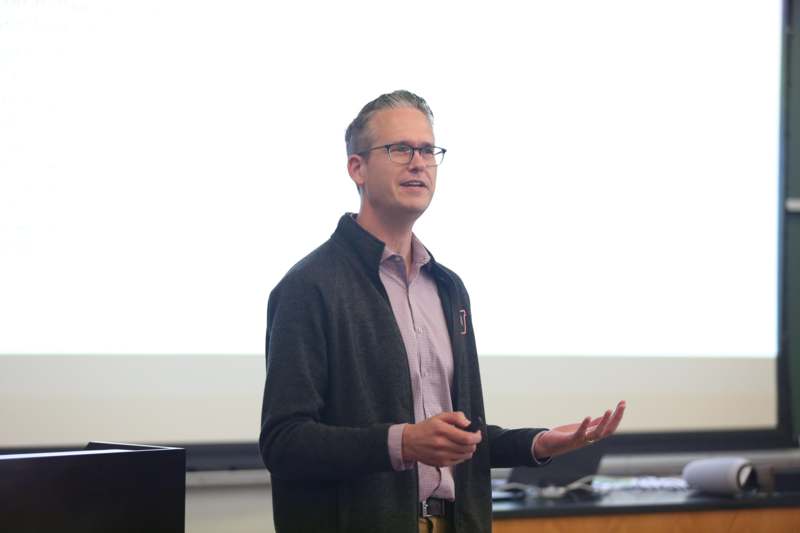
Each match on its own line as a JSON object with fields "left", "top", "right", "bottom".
{"left": 332, "top": 213, "right": 386, "bottom": 278}
{"left": 332, "top": 213, "right": 444, "bottom": 281}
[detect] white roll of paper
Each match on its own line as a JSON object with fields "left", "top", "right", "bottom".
{"left": 682, "top": 457, "right": 757, "bottom": 495}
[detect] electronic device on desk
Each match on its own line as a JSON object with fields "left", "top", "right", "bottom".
{"left": 493, "top": 476, "right": 604, "bottom": 503}
{"left": 496, "top": 442, "right": 608, "bottom": 503}
{"left": 508, "top": 438, "right": 606, "bottom": 489}
{"left": 491, "top": 480, "right": 529, "bottom": 501}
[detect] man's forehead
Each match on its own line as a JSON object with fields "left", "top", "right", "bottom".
{"left": 369, "top": 107, "right": 434, "bottom": 142}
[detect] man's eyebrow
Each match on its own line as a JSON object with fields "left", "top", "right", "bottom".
{"left": 392, "top": 140, "right": 435, "bottom": 147}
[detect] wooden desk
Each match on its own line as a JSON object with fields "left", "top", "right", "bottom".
{"left": 492, "top": 491, "right": 800, "bottom": 533}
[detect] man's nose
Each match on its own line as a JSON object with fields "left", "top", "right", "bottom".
{"left": 408, "top": 148, "right": 427, "bottom": 170}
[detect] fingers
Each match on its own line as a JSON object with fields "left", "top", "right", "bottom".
{"left": 440, "top": 422, "right": 482, "bottom": 447}
{"left": 571, "top": 416, "right": 591, "bottom": 444}
{"left": 588, "top": 413, "right": 607, "bottom": 426}
{"left": 586, "top": 400, "right": 627, "bottom": 442}
{"left": 431, "top": 427, "right": 479, "bottom": 451}
{"left": 420, "top": 432, "right": 477, "bottom": 467}
{"left": 437, "top": 441, "right": 478, "bottom": 462}
{"left": 405, "top": 412, "right": 483, "bottom": 467}
{"left": 419, "top": 448, "right": 476, "bottom": 467}
{"left": 437, "top": 411, "right": 469, "bottom": 427}
{"left": 433, "top": 412, "right": 483, "bottom": 445}
{"left": 587, "top": 409, "right": 612, "bottom": 440}
{"left": 541, "top": 401, "right": 628, "bottom": 454}
{"left": 603, "top": 400, "right": 626, "bottom": 435}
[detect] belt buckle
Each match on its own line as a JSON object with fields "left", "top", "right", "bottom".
{"left": 421, "top": 500, "right": 431, "bottom": 518}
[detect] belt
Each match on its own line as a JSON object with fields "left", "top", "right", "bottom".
{"left": 419, "top": 497, "right": 452, "bottom": 518}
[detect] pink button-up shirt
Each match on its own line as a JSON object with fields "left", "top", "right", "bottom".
{"left": 382, "top": 235, "right": 457, "bottom": 502}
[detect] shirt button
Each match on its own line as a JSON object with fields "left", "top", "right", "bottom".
{"left": 416, "top": 327, "right": 423, "bottom": 334}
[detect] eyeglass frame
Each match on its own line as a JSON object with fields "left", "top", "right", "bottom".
{"left": 357, "top": 143, "right": 447, "bottom": 166}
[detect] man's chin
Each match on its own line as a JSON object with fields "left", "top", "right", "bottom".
{"left": 402, "top": 201, "right": 431, "bottom": 219}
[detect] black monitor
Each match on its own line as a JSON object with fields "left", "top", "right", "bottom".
{"left": 0, "top": 442, "right": 185, "bottom": 533}
{"left": 508, "top": 440, "right": 607, "bottom": 488}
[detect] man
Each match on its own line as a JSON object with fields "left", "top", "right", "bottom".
{"left": 260, "top": 90, "right": 625, "bottom": 533}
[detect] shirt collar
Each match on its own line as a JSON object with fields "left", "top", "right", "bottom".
{"left": 380, "top": 233, "right": 432, "bottom": 268}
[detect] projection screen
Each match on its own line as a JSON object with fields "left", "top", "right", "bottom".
{"left": 0, "top": 0, "right": 784, "bottom": 449}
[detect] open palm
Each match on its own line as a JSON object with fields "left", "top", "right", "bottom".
{"left": 534, "top": 400, "right": 626, "bottom": 459}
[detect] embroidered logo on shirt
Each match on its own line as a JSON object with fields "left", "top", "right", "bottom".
{"left": 458, "top": 309, "right": 468, "bottom": 336}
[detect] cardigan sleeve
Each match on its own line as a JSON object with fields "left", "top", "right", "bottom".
{"left": 259, "top": 274, "right": 395, "bottom": 481}
{"left": 486, "top": 426, "right": 549, "bottom": 468}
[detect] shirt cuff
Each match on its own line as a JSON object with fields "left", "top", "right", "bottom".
{"left": 388, "top": 423, "right": 415, "bottom": 471}
{"left": 531, "top": 430, "right": 552, "bottom": 465}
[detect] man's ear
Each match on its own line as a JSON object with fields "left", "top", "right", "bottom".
{"left": 347, "top": 154, "right": 365, "bottom": 191}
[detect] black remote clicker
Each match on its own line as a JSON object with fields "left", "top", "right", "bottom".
{"left": 465, "top": 415, "right": 483, "bottom": 433}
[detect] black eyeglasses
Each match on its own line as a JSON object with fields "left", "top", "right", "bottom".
{"left": 359, "top": 143, "right": 447, "bottom": 166}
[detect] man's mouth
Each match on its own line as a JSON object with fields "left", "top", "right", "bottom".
{"left": 400, "top": 180, "right": 427, "bottom": 188}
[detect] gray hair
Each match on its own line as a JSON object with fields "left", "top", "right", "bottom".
{"left": 345, "top": 90, "right": 434, "bottom": 157}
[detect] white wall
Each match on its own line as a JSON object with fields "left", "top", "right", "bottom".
{"left": 0, "top": 354, "right": 775, "bottom": 448}
{"left": 187, "top": 483, "right": 273, "bottom": 533}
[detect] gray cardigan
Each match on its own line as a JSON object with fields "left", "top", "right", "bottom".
{"left": 260, "top": 214, "right": 546, "bottom": 533}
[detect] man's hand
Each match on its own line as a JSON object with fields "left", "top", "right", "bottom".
{"left": 534, "top": 400, "right": 626, "bottom": 459}
{"left": 402, "top": 412, "right": 482, "bottom": 467}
